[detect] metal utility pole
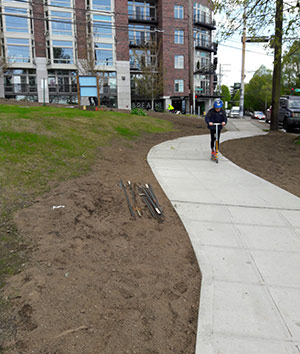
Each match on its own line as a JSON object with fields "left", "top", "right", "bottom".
{"left": 240, "top": 6, "right": 246, "bottom": 117}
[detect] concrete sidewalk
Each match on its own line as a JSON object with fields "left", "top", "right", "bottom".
{"left": 148, "top": 119, "right": 300, "bottom": 354}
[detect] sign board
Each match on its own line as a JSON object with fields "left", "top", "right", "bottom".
{"left": 78, "top": 76, "right": 97, "bottom": 97}
{"left": 295, "top": 88, "right": 300, "bottom": 93}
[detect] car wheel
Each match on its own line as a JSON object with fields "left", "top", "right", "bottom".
{"left": 283, "top": 118, "right": 292, "bottom": 133}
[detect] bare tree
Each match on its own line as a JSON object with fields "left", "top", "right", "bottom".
{"left": 131, "top": 41, "right": 163, "bottom": 110}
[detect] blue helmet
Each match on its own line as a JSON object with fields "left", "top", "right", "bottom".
{"left": 214, "top": 99, "right": 223, "bottom": 109}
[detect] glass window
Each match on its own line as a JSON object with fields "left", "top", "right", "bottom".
{"left": 174, "top": 79, "right": 184, "bottom": 93}
{"left": 194, "top": 3, "right": 212, "bottom": 24}
{"left": 174, "top": 55, "right": 184, "bottom": 69}
{"left": 51, "top": 11, "right": 72, "bottom": 36}
{"left": 93, "top": 15, "right": 113, "bottom": 38}
{"left": 7, "top": 38, "right": 30, "bottom": 63}
{"left": 91, "top": 0, "right": 111, "bottom": 11}
{"left": 4, "top": 7, "right": 28, "bottom": 33}
{"left": 52, "top": 40, "right": 73, "bottom": 63}
{"left": 129, "top": 24, "right": 154, "bottom": 46}
{"left": 128, "top": 0, "right": 156, "bottom": 21}
{"left": 95, "top": 43, "right": 113, "bottom": 66}
{"left": 174, "top": 30, "right": 184, "bottom": 44}
{"left": 174, "top": 5, "right": 184, "bottom": 19}
{"left": 49, "top": 0, "right": 71, "bottom": 7}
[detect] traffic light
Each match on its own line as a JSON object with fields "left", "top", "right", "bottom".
{"left": 195, "top": 95, "right": 198, "bottom": 99}
{"left": 291, "top": 88, "right": 295, "bottom": 94}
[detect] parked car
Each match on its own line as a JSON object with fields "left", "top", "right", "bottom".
{"left": 279, "top": 96, "right": 300, "bottom": 132}
{"left": 252, "top": 111, "right": 266, "bottom": 120}
{"left": 230, "top": 106, "right": 240, "bottom": 118}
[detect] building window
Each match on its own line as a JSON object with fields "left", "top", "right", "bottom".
{"left": 194, "top": 3, "right": 212, "bottom": 25}
{"left": 174, "top": 79, "right": 184, "bottom": 93}
{"left": 93, "top": 15, "right": 113, "bottom": 39}
{"left": 174, "top": 5, "right": 184, "bottom": 19}
{"left": 4, "top": 69, "right": 37, "bottom": 99}
{"left": 94, "top": 43, "right": 113, "bottom": 66}
{"left": 50, "top": 11, "right": 73, "bottom": 36}
{"left": 195, "top": 74, "right": 210, "bottom": 95}
{"left": 49, "top": 0, "right": 71, "bottom": 7}
{"left": 195, "top": 50, "right": 210, "bottom": 69}
{"left": 194, "top": 29, "right": 210, "bottom": 48}
{"left": 4, "top": 7, "right": 29, "bottom": 33}
{"left": 174, "top": 55, "right": 184, "bottom": 69}
{"left": 7, "top": 38, "right": 31, "bottom": 63}
{"left": 174, "top": 30, "right": 184, "bottom": 44}
{"left": 52, "top": 40, "right": 73, "bottom": 64}
{"left": 91, "top": 0, "right": 111, "bottom": 11}
{"left": 128, "top": 0, "right": 156, "bottom": 21}
{"left": 129, "top": 24, "right": 155, "bottom": 46}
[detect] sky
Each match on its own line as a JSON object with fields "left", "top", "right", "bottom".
{"left": 217, "top": 35, "right": 275, "bottom": 88}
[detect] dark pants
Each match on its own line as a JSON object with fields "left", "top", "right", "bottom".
{"left": 210, "top": 128, "right": 222, "bottom": 150}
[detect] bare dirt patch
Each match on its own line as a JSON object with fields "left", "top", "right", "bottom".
{"left": 1, "top": 110, "right": 300, "bottom": 354}
{"left": 1, "top": 113, "right": 206, "bottom": 354}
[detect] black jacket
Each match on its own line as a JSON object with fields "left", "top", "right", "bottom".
{"left": 205, "top": 108, "right": 227, "bottom": 130}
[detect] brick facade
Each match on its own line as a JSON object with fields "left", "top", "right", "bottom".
{"left": 115, "top": 0, "right": 129, "bottom": 61}
{"left": 158, "top": 0, "right": 190, "bottom": 97}
{"left": 33, "top": 0, "right": 46, "bottom": 58}
{"left": 75, "top": 0, "right": 87, "bottom": 60}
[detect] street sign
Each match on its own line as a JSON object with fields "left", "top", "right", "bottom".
{"left": 295, "top": 88, "right": 300, "bottom": 92}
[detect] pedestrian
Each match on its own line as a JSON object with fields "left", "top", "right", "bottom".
{"left": 168, "top": 103, "right": 174, "bottom": 113}
{"left": 205, "top": 99, "right": 227, "bottom": 157}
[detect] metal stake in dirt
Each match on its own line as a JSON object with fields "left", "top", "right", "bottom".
{"left": 128, "top": 181, "right": 142, "bottom": 217}
{"left": 119, "top": 179, "right": 135, "bottom": 217}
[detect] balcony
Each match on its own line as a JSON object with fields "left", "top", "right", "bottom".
{"left": 195, "top": 86, "right": 211, "bottom": 96}
{"left": 194, "top": 15, "right": 216, "bottom": 30}
{"left": 195, "top": 40, "right": 218, "bottom": 53}
{"left": 194, "top": 63, "right": 215, "bottom": 75}
{"left": 128, "top": 12, "right": 157, "bottom": 24}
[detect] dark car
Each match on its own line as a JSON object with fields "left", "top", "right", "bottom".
{"left": 279, "top": 96, "right": 300, "bottom": 132}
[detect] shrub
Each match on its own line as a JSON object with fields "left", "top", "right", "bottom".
{"left": 131, "top": 108, "right": 147, "bottom": 116}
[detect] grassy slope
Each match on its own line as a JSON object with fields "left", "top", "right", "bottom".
{"left": 0, "top": 105, "right": 174, "bottom": 288}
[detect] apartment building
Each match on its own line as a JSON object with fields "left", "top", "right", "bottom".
{"left": 0, "top": 0, "right": 218, "bottom": 113}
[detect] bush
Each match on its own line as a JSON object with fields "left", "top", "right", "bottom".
{"left": 131, "top": 108, "right": 147, "bottom": 116}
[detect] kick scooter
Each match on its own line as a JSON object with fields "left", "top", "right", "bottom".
{"left": 211, "top": 123, "right": 221, "bottom": 164}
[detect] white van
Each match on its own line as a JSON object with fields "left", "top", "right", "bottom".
{"left": 230, "top": 106, "right": 240, "bottom": 118}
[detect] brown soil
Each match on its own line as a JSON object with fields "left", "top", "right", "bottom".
{"left": 1, "top": 110, "right": 300, "bottom": 354}
{"left": 221, "top": 130, "right": 300, "bottom": 198}
{"left": 1, "top": 113, "right": 206, "bottom": 354}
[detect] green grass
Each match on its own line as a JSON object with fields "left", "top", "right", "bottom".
{"left": 0, "top": 104, "right": 174, "bottom": 287}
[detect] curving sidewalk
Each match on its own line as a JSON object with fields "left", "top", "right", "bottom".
{"left": 148, "top": 120, "right": 300, "bottom": 354}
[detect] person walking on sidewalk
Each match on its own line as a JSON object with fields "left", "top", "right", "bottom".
{"left": 205, "top": 99, "right": 227, "bottom": 157}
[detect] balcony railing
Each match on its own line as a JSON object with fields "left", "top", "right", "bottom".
{"left": 5, "top": 84, "right": 37, "bottom": 94}
{"left": 194, "top": 15, "right": 216, "bottom": 29}
{"left": 194, "top": 40, "right": 217, "bottom": 53}
{"left": 48, "top": 84, "right": 77, "bottom": 94}
{"left": 128, "top": 12, "right": 157, "bottom": 22}
{"left": 195, "top": 86, "right": 211, "bottom": 96}
{"left": 194, "top": 63, "right": 216, "bottom": 74}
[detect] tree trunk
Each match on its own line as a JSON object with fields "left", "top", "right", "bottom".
{"left": 270, "top": 0, "right": 283, "bottom": 131}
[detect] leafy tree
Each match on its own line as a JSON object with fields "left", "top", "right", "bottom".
{"left": 281, "top": 40, "right": 300, "bottom": 96}
{"left": 244, "top": 65, "right": 272, "bottom": 112}
{"left": 232, "top": 89, "right": 240, "bottom": 107}
{"left": 213, "top": 0, "right": 300, "bottom": 130}
{"left": 221, "top": 85, "right": 231, "bottom": 108}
